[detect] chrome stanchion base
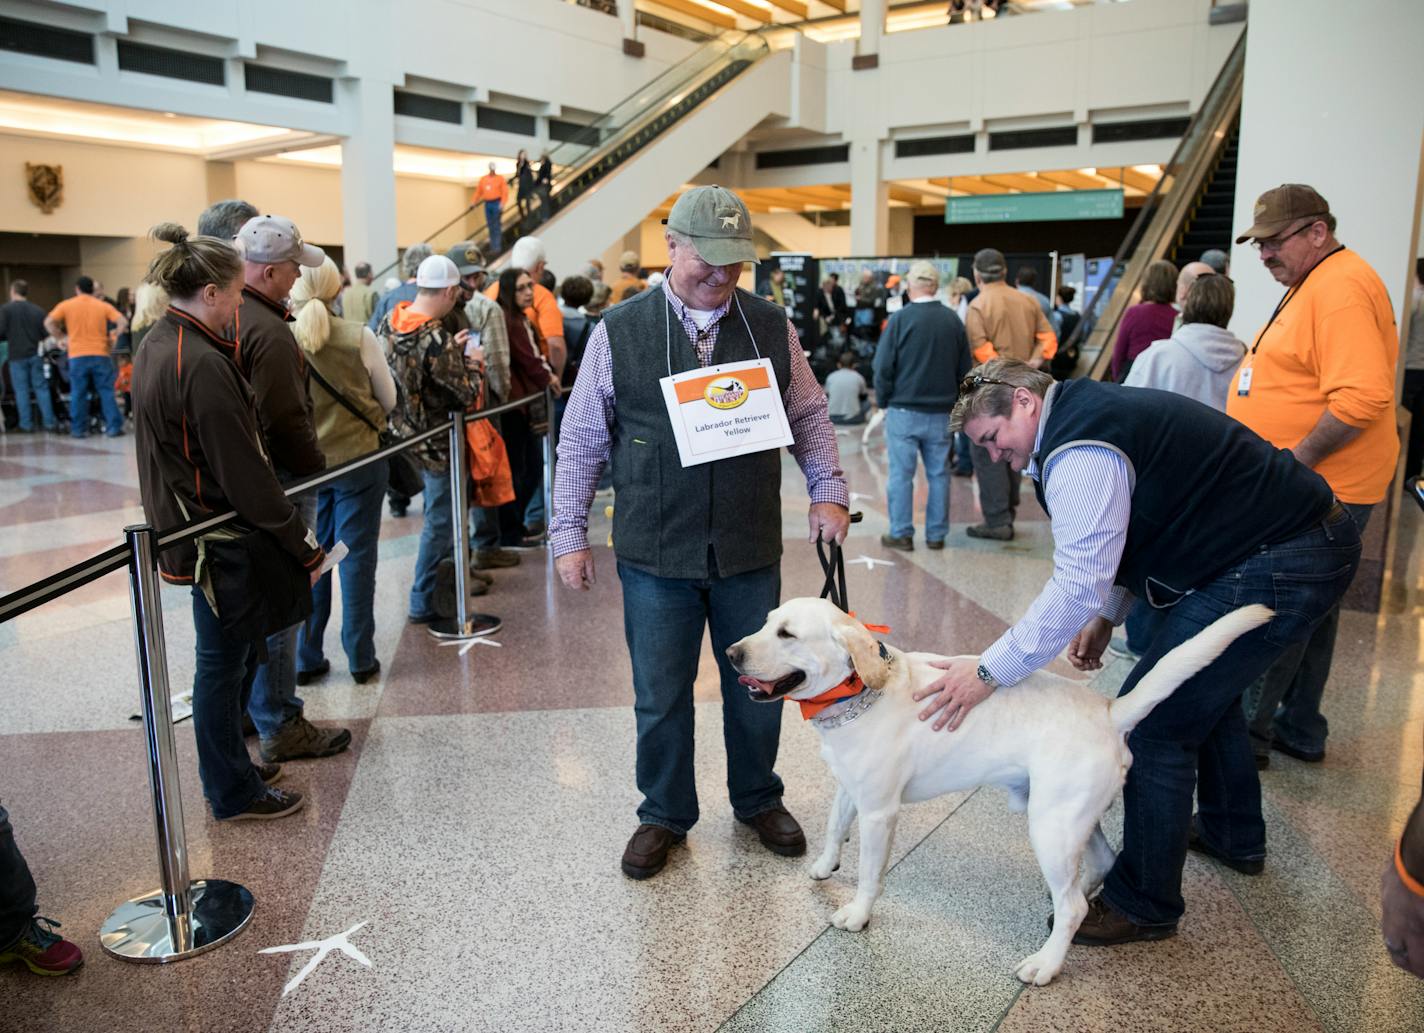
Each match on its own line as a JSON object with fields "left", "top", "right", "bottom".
{"left": 100, "top": 879, "right": 253, "bottom": 963}
{"left": 428, "top": 613, "right": 502, "bottom": 640}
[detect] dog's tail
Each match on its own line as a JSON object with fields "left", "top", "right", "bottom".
{"left": 1108, "top": 604, "right": 1274, "bottom": 736}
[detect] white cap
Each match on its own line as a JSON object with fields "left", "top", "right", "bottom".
{"left": 235, "top": 215, "right": 324, "bottom": 267}
{"left": 415, "top": 255, "right": 461, "bottom": 288}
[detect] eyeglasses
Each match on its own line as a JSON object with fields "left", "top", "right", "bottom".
{"left": 958, "top": 374, "right": 1012, "bottom": 394}
{"left": 1251, "top": 220, "right": 1319, "bottom": 253}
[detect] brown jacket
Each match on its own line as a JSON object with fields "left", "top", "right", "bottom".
{"left": 234, "top": 287, "right": 326, "bottom": 479}
{"left": 132, "top": 308, "right": 323, "bottom": 584}
{"left": 965, "top": 281, "right": 1057, "bottom": 365}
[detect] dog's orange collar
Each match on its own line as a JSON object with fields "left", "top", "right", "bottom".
{"left": 797, "top": 672, "right": 865, "bottom": 721}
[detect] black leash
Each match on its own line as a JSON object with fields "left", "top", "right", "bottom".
{"left": 817, "top": 511, "right": 863, "bottom": 613}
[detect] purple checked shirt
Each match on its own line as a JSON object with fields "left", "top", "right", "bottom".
{"left": 549, "top": 281, "right": 848, "bottom": 558}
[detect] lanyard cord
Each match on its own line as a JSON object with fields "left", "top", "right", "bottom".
{"left": 1250, "top": 245, "right": 1345, "bottom": 355}
{"left": 663, "top": 286, "right": 763, "bottom": 377}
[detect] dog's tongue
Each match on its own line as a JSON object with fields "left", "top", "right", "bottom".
{"left": 738, "top": 674, "right": 776, "bottom": 693}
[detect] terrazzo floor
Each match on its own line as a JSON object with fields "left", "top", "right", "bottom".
{"left": 1, "top": 425, "right": 1421, "bottom": 1033}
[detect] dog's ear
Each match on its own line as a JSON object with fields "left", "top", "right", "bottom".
{"left": 835, "top": 614, "right": 891, "bottom": 690}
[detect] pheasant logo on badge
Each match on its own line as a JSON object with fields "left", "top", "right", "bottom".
{"left": 704, "top": 376, "right": 749, "bottom": 410}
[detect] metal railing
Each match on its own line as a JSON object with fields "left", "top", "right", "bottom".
{"left": 1068, "top": 31, "right": 1246, "bottom": 381}
{"left": 0, "top": 386, "right": 557, "bottom": 962}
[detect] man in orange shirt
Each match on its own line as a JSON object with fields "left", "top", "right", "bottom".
{"left": 45, "top": 275, "right": 127, "bottom": 437}
{"left": 963, "top": 248, "right": 1057, "bottom": 541}
{"left": 1229, "top": 184, "right": 1399, "bottom": 766}
{"left": 473, "top": 162, "right": 510, "bottom": 255}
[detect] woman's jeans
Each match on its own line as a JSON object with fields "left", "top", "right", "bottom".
{"left": 8, "top": 356, "right": 56, "bottom": 431}
{"left": 1101, "top": 506, "right": 1361, "bottom": 928}
{"left": 191, "top": 589, "right": 266, "bottom": 819}
{"left": 299, "top": 459, "right": 388, "bottom": 673}
{"left": 617, "top": 559, "right": 786, "bottom": 834}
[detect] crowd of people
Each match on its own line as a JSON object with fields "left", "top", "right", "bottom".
{"left": 1, "top": 180, "right": 1420, "bottom": 985}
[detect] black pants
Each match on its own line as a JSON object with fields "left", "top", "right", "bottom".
{"left": 0, "top": 802, "right": 38, "bottom": 950}
{"left": 1402, "top": 368, "right": 1424, "bottom": 480}
{"left": 494, "top": 409, "right": 544, "bottom": 546}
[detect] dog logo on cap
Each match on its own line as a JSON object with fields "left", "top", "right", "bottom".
{"left": 705, "top": 376, "right": 748, "bottom": 410}
{"left": 719, "top": 211, "right": 742, "bottom": 231}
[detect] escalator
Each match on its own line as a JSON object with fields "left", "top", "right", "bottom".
{"left": 1070, "top": 32, "right": 1246, "bottom": 381}
{"left": 379, "top": 29, "right": 775, "bottom": 278}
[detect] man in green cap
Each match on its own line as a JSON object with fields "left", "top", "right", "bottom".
{"left": 549, "top": 185, "right": 851, "bottom": 880}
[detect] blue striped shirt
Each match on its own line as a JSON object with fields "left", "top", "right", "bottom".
{"left": 979, "top": 420, "right": 1134, "bottom": 686}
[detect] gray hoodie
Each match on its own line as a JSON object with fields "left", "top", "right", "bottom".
{"left": 1122, "top": 322, "right": 1246, "bottom": 412}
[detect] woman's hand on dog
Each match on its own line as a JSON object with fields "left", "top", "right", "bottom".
{"left": 1069, "top": 617, "right": 1113, "bottom": 671}
{"left": 913, "top": 658, "right": 992, "bottom": 732}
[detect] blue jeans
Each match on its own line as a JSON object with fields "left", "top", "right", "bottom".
{"left": 68, "top": 354, "right": 122, "bottom": 436}
{"left": 410, "top": 467, "right": 454, "bottom": 618}
{"left": 191, "top": 589, "right": 266, "bottom": 818}
{"left": 1124, "top": 599, "right": 1168, "bottom": 655}
{"left": 8, "top": 356, "right": 56, "bottom": 431}
{"left": 617, "top": 559, "right": 786, "bottom": 833}
{"left": 484, "top": 201, "right": 503, "bottom": 254}
{"left": 0, "top": 801, "right": 37, "bottom": 950}
{"left": 1101, "top": 506, "right": 1361, "bottom": 927}
{"left": 829, "top": 400, "right": 870, "bottom": 425}
{"left": 249, "top": 492, "right": 318, "bottom": 737}
{"left": 298, "top": 459, "right": 388, "bottom": 674}
{"left": 1243, "top": 501, "right": 1374, "bottom": 758}
{"left": 885, "top": 407, "right": 951, "bottom": 542}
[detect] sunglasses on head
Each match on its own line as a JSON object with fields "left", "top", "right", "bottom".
{"left": 959, "top": 374, "right": 1013, "bottom": 394}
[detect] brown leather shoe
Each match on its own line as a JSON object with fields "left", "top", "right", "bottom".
{"left": 621, "top": 824, "right": 685, "bottom": 880}
{"left": 738, "top": 804, "right": 807, "bottom": 857}
{"left": 1049, "top": 896, "right": 1177, "bottom": 946}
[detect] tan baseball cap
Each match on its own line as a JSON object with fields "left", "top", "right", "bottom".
{"left": 907, "top": 260, "right": 940, "bottom": 286}
{"left": 236, "top": 215, "right": 324, "bottom": 267}
{"left": 664, "top": 185, "right": 758, "bottom": 266}
{"left": 1235, "top": 184, "right": 1331, "bottom": 244}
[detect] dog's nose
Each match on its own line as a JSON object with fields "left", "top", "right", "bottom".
{"left": 726, "top": 644, "right": 745, "bottom": 666}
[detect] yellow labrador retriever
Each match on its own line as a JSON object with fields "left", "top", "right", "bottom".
{"left": 726, "top": 597, "right": 1271, "bottom": 986}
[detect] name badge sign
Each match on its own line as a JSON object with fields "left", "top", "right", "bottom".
{"left": 659, "top": 358, "right": 794, "bottom": 467}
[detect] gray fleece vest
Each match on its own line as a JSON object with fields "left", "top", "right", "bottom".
{"left": 604, "top": 286, "right": 792, "bottom": 579}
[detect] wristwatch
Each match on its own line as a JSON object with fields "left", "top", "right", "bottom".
{"left": 975, "top": 663, "right": 1000, "bottom": 691}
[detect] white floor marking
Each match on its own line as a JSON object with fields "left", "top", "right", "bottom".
{"left": 848, "top": 555, "right": 895, "bottom": 570}
{"left": 259, "top": 921, "right": 372, "bottom": 997}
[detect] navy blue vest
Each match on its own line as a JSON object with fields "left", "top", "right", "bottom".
{"left": 1033, "top": 379, "right": 1333, "bottom": 603}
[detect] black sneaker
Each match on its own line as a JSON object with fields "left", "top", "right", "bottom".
{"left": 352, "top": 660, "right": 381, "bottom": 685}
{"left": 223, "top": 785, "right": 306, "bottom": 821}
{"left": 257, "top": 762, "right": 283, "bottom": 785}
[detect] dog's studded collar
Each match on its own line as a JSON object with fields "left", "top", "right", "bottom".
{"left": 811, "top": 687, "right": 884, "bottom": 730}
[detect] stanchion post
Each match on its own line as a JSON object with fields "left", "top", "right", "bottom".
{"left": 430, "top": 412, "right": 501, "bottom": 640}
{"left": 542, "top": 385, "right": 557, "bottom": 530}
{"left": 100, "top": 525, "right": 254, "bottom": 963}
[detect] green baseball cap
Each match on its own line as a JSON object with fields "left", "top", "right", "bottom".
{"left": 664, "top": 185, "right": 758, "bottom": 266}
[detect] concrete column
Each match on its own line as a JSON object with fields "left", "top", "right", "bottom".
{"left": 620, "top": 1, "right": 643, "bottom": 57}
{"left": 340, "top": 77, "right": 398, "bottom": 276}
{"left": 1231, "top": 0, "right": 1424, "bottom": 338}
{"left": 849, "top": 136, "right": 888, "bottom": 256}
{"left": 855, "top": 0, "right": 884, "bottom": 69}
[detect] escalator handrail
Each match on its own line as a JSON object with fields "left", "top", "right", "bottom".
{"left": 371, "top": 30, "right": 768, "bottom": 280}
{"left": 1068, "top": 30, "right": 1246, "bottom": 381}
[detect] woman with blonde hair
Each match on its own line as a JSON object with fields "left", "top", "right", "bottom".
{"left": 290, "top": 256, "right": 398, "bottom": 685}
{"left": 128, "top": 281, "right": 169, "bottom": 355}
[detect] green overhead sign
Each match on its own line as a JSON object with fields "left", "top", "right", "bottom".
{"left": 946, "top": 188, "right": 1125, "bottom": 224}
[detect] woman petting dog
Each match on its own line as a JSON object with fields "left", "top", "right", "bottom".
{"left": 917, "top": 358, "right": 1361, "bottom": 946}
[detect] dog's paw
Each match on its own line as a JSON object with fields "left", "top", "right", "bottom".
{"left": 808, "top": 856, "right": 840, "bottom": 880}
{"left": 830, "top": 902, "right": 871, "bottom": 931}
{"left": 1013, "top": 951, "right": 1062, "bottom": 987}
